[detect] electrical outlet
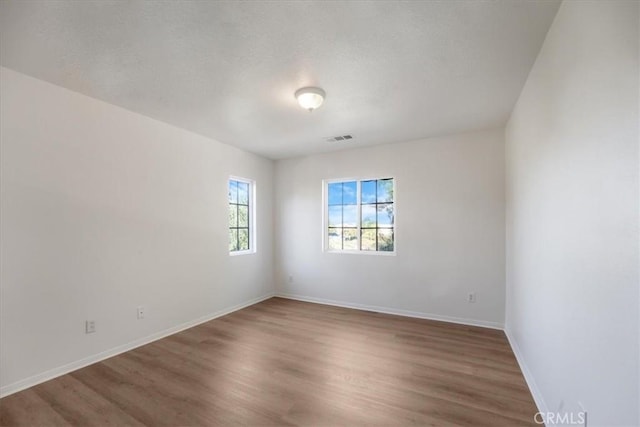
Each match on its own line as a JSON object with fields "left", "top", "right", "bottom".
{"left": 85, "top": 320, "right": 96, "bottom": 334}
{"left": 137, "top": 306, "right": 145, "bottom": 320}
{"left": 467, "top": 292, "right": 476, "bottom": 303}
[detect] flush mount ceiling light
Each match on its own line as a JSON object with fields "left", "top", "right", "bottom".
{"left": 295, "top": 87, "right": 325, "bottom": 112}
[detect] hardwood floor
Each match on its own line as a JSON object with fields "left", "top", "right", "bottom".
{"left": 0, "top": 297, "right": 538, "bottom": 426}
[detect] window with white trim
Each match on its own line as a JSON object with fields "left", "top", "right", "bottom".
{"left": 228, "top": 177, "right": 255, "bottom": 254}
{"left": 324, "top": 178, "right": 395, "bottom": 253}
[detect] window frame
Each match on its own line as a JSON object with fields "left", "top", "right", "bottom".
{"left": 322, "top": 176, "right": 396, "bottom": 256}
{"left": 228, "top": 176, "right": 256, "bottom": 256}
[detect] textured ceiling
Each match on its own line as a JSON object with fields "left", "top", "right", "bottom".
{"left": 0, "top": 1, "right": 560, "bottom": 159}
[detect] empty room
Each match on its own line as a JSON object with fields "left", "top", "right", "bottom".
{"left": 0, "top": 1, "right": 638, "bottom": 426}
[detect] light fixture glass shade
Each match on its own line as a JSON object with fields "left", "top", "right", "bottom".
{"left": 295, "top": 87, "right": 325, "bottom": 111}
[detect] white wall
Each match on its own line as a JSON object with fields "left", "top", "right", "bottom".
{"left": 0, "top": 67, "right": 275, "bottom": 394}
{"left": 505, "top": 1, "right": 639, "bottom": 426}
{"left": 275, "top": 129, "right": 505, "bottom": 327}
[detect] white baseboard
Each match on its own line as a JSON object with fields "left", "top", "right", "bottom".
{"left": 275, "top": 293, "right": 504, "bottom": 330}
{"left": 504, "top": 327, "right": 548, "bottom": 416}
{"left": 4, "top": 291, "right": 544, "bottom": 421}
{"left": 0, "top": 293, "right": 275, "bottom": 398}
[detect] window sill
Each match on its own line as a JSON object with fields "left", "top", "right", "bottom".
{"left": 324, "top": 250, "right": 396, "bottom": 256}
{"left": 229, "top": 250, "right": 256, "bottom": 257}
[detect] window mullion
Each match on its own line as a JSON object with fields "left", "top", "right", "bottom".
{"left": 356, "top": 180, "right": 361, "bottom": 251}
{"left": 340, "top": 183, "right": 344, "bottom": 250}
{"left": 324, "top": 178, "right": 394, "bottom": 253}
{"left": 375, "top": 180, "right": 379, "bottom": 251}
{"left": 324, "top": 185, "right": 327, "bottom": 251}
{"left": 327, "top": 186, "right": 330, "bottom": 251}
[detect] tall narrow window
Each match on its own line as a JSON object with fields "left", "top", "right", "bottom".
{"left": 324, "top": 178, "right": 395, "bottom": 253}
{"left": 228, "top": 177, "right": 254, "bottom": 254}
{"left": 327, "top": 181, "right": 358, "bottom": 251}
{"left": 360, "top": 178, "right": 394, "bottom": 251}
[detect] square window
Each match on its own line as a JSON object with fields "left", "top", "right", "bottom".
{"left": 324, "top": 178, "right": 395, "bottom": 254}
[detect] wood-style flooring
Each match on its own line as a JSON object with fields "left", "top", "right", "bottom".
{"left": 0, "top": 297, "right": 538, "bottom": 426}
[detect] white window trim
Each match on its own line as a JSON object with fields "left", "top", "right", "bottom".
{"left": 229, "top": 175, "right": 256, "bottom": 256}
{"left": 322, "top": 176, "right": 397, "bottom": 256}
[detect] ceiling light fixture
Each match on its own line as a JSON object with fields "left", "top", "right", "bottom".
{"left": 295, "top": 87, "right": 325, "bottom": 112}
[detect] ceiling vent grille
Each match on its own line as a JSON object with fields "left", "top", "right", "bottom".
{"left": 325, "top": 134, "right": 354, "bottom": 143}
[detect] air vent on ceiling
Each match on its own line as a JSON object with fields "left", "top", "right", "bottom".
{"left": 325, "top": 134, "right": 354, "bottom": 143}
